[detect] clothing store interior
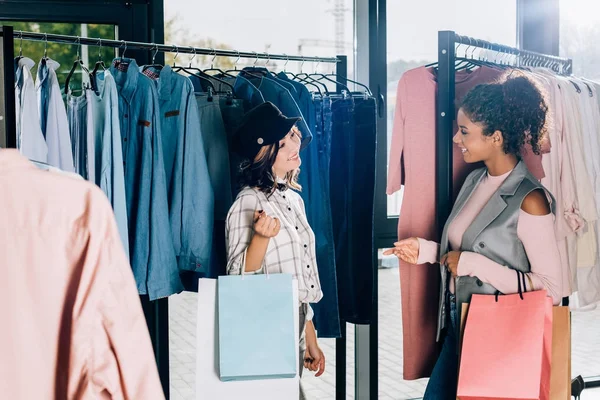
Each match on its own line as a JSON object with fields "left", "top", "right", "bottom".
{"left": 2, "top": 0, "right": 600, "bottom": 399}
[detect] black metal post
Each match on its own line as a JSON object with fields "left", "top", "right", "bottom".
{"left": 0, "top": 25, "right": 16, "bottom": 149}
{"left": 436, "top": 31, "right": 456, "bottom": 235}
{"left": 335, "top": 53, "right": 348, "bottom": 400}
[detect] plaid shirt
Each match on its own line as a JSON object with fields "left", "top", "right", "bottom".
{"left": 226, "top": 186, "right": 323, "bottom": 308}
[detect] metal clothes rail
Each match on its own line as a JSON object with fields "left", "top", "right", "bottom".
{"left": 13, "top": 30, "right": 341, "bottom": 64}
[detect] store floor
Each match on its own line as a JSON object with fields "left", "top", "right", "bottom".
{"left": 169, "top": 267, "right": 600, "bottom": 400}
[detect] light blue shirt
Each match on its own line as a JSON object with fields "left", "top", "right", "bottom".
{"left": 143, "top": 65, "right": 215, "bottom": 274}
{"left": 90, "top": 71, "right": 130, "bottom": 258}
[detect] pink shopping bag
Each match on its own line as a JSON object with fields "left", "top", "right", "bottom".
{"left": 457, "top": 290, "right": 553, "bottom": 400}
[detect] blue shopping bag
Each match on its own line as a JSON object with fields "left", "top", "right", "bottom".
{"left": 217, "top": 273, "right": 297, "bottom": 381}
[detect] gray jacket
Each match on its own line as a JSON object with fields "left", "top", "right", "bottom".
{"left": 436, "top": 161, "right": 555, "bottom": 341}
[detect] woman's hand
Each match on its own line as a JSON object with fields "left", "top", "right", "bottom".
{"left": 304, "top": 321, "right": 325, "bottom": 377}
{"left": 440, "top": 251, "right": 462, "bottom": 277}
{"left": 253, "top": 210, "right": 280, "bottom": 238}
{"left": 382, "top": 237, "right": 420, "bottom": 264}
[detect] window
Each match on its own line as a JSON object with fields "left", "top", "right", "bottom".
{"left": 385, "top": 0, "right": 517, "bottom": 218}
{"left": 560, "top": 0, "right": 600, "bottom": 79}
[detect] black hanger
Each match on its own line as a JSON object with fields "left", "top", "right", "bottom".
{"left": 172, "top": 47, "right": 229, "bottom": 93}
{"left": 64, "top": 37, "right": 92, "bottom": 95}
{"left": 91, "top": 38, "right": 107, "bottom": 93}
{"left": 202, "top": 48, "right": 241, "bottom": 79}
{"left": 293, "top": 58, "right": 329, "bottom": 94}
{"left": 307, "top": 60, "right": 351, "bottom": 94}
{"left": 41, "top": 33, "right": 49, "bottom": 66}
{"left": 15, "top": 31, "right": 24, "bottom": 63}
{"left": 279, "top": 55, "right": 322, "bottom": 96}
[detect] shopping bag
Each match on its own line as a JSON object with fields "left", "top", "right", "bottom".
{"left": 457, "top": 290, "right": 553, "bottom": 400}
{"left": 217, "top": 273, "right": 297, "bottom": 381}
{"left": 549, "top": 307, "right": 571, "bottom": 400}
{"left": 196, "top": 278, "right": 300, "bottom": 400}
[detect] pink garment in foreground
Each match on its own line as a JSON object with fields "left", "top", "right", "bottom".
{"left": 0, "top": 150, "right": 164, "bottom": 400}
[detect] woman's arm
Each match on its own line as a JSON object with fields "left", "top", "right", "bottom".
{"left": 457, "top": 190, "right": 563, "bottom": 305}
{"left": 416, "top": 238, "right": 440, "bottom": 264}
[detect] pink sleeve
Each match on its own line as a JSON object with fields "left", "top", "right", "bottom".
{"left": 386, "top": 77, "right": 407, "bottom": 195}
{"left": 457, "top": 210, "right": 563, "bottom": 305}
{"left": 416, "top": 238, "right": 440, "bottom": 264}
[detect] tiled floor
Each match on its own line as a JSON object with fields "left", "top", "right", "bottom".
{"left": 169, "top": 266, "right": 600, "bottom": 399}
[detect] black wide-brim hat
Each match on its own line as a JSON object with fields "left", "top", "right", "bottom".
{"left": 231, "top": 102, "right": 302, "bottom": 160}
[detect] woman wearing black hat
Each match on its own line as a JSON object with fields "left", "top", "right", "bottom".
{"left": 225, "top": 102, "right": 325, "bottom": 398}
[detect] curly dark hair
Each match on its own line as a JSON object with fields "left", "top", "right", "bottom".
{"left": 237, "top": 126, "right": 302, "bottom": 196}
{"left": 459, "top": 72, "right": 549, "bottom": 157}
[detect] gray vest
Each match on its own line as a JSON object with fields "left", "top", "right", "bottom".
{"left": 436, "top": 161, "right": 555, "bottom": 341}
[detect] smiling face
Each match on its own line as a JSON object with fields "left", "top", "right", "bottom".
{"left": 454, "top": 108, "right": 503, "bottom": 163}
{"left": 271, "top": 126, "right": 302, "bottom": 178}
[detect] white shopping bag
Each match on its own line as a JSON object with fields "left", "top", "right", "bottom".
{"left": 196, "top": 278, "right": 300, "bottom": 400}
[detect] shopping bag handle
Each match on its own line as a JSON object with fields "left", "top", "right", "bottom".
{"left": 240, "top": 248, "right": 270, "bottom": 280}
{"left": 494, "top": 270, "right": 527, "bottom": 302}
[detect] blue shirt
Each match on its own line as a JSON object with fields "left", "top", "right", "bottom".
{"left": 143, "top": 65, "right": 215, "bottom": 275}
{"left": 110, "top": 58, "right": 183, "bottom": 299}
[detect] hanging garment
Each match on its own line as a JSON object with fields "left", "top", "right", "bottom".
{"left": 14, "top": 57, "right": 47, "bottom": 162}
{"left": 235, "top": 72, "right": 313, "bottom": 148}
{"left": 67, "top": 92, "right": 95, "bottom": 180}
{"left": 292, "top": 94, "right": 341, "bottom": 337}
{"left": 195, "top": 93, "right": 233, "bottom": 220}
{"left": 88, "top": 70, "right": 129, "bottom": 258}
{"left": 332, "top": 95, "right": 377, "bottom": 325}
{"left": 558, "top": 79, "right": 598, "bottom": 269}
{"left": 386, "top": 66, "right": 503, "bottom": 380}
{"left": 218, "top": 96, "right": 245, "bottom": 197}
{"left": 36, "top": 58, "right": 75, "bottom": 172}
{"left": 142, "top": 65, "right": 215, "bottom": 277}
{"left": 110, "top": 58, "right": 182, "bottom": 299}
{"left": 0, "top": 149, "right": 163, "bottom": 400}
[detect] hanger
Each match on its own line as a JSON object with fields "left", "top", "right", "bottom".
{"left": 203, "top": 48, "right": 237, "bottom": 79}
{"left": 41, "top": 33, "right": 49, "bottom": 65}
{"left": 64, "top": 37, "right": 93, "bottom": 95}
{"left": 294, "top": 58, "right": 330, "bottom": 94}
{"left": 172, "top": 47, "right": 219, "bottom": 94}
{"left": 15, "top": 31, "right": 24, "bottom": 62}
{"left": 307, "top": 59, "right": 353, "bottom": 94}
{"left": 91, "top": 38, "right": 107, "bottom": 92}
{"left": 142, "top": 43, "right": 164, "bottom": 72}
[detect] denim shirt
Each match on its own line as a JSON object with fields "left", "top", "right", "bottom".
{"left": 110, "top": 58, "right": 183, "bottom": 299}
{"left": 142, "top": 65, "right": 214, "bottom": 274}
{"left": 235, "top": 73, "right": 313, "bottom": 149}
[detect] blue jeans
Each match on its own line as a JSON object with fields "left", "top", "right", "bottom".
{"left": 424, "top": 295, "right": 459, "bottom": 400}
{"left": 330, "top": 96, "right": 376, "bottom": 324}
{"left": 299, "top": 96, "right": 341, "bottom": 338}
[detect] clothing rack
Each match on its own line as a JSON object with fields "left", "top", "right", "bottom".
{"left": 0, "top": 25, "right": 349, "bottom": 399}
{"left": 436, "top": 30, "right": 599, "bottom": 397}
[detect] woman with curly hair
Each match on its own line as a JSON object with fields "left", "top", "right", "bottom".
{"left": 385, "top": 73, "right": 563, "bottom": 399}
{"left": 225, "top": 102, "right": 325, "bottom": 399}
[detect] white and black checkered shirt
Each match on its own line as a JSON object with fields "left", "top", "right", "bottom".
{"left": 226, "top": 186, "right": 323, "bottom": 308}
